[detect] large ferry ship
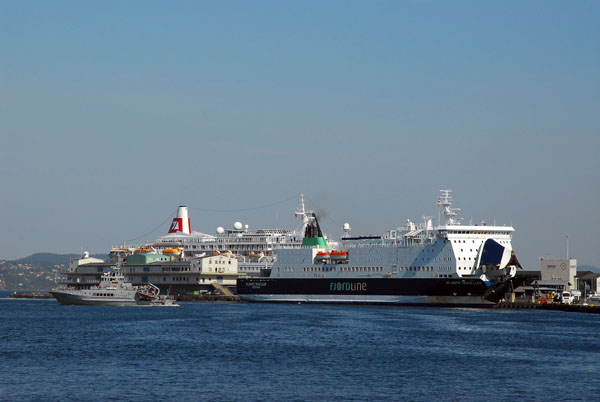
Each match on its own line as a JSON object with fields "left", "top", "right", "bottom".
{"left": 237, "top": 189, "right": 521, "bottom": 307}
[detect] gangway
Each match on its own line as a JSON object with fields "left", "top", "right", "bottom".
{"left": 212, "top": 282, "right": 234, "bottom": 297}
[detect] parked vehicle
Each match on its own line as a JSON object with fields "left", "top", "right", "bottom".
{"left": 560, "top": 291, "right": 572, "bottom": 304}
{"left": 587, "top": 294, "right": 600, "bottom": 303}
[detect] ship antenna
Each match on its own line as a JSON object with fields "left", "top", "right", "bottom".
{"left": 437, "top": 194, "right": 441, "bottom": 227}
{"left": 439, "top": 189, "right": 462, "bottom": 225}
{"left": 295, "top": 193, "right": 312, "bottom": 233}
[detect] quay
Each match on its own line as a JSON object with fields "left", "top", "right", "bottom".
{"left": 175, "top": 294, "right": 241, "bottom": 302}
{"left": 498, "top": 301, "right": 600, "bottom": 314}
{"left": 9, "top": 291, "right": 54, "bottom": 299}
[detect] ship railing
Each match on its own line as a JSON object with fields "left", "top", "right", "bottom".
{"left": 59, "top": 279, "right": 100, "bottom": 285}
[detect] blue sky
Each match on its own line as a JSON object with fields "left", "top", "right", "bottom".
{"left": 1, "top": 1, "right": 599, "bottom": 268}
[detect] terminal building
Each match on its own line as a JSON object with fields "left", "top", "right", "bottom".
{"left": 537, "top": 258, "right": 577, "bottom": 292}
{"left": 514, "top": 258, "right": 600, "bottom": 303}
{"left": 513, "top": 258, "right": 585, "bottom": 302}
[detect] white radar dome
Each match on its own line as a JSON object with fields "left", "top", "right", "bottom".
{"left": 216, "top": 227, "right": 225, "bottom": 235}
{"left": 233, "top": 221, "right": 243, "bottom": 230}
{"left": 343, "top": 223, "right": 351, "bottom": 231}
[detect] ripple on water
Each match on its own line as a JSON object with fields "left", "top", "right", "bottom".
{"left": 1, "top": 300, "right": 599, "bottom": 401}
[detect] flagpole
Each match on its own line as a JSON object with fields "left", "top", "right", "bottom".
{"left": 437, "top": 196, "right": 441, "bottom": 226}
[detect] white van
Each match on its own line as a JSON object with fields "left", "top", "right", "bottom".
{"left": 561, "top": 291, "right": 572, "bottom": 304}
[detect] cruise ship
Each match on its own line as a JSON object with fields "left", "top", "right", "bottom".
{"left": 237, "top": 189, "right": 521, "bottom": 307}
{"left": 147, "top": 203, "right": 310, "bottom": 276}
{"left": 59, "top": 195, "right": 328, "bottom": 294}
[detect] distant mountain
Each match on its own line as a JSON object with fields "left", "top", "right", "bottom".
{"left": 0, "top": 253, "right": 110, "bottom": 291}
{"left": 578, "top": 265, "right": 600, "bottom": 273}
{"left": 15, "top": 253, "right": 108, "bottom": 266}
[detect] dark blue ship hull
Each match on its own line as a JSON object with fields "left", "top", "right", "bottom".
{"left": 237, "top": 277, "right": 510, "bottom": 307}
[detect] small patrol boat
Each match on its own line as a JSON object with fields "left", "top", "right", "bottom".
{"left": 50, "top": 268, "right": 178, "bottom": 307}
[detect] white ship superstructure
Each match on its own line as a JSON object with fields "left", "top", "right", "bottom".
{"left": 339, "top": 189, "right": 517, "bottom": 282}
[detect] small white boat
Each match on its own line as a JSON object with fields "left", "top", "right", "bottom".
{"left": 135, "top": 283, "right": 178, "bottom": 306}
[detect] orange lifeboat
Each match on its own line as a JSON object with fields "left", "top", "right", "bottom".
{"left": 315, "top": 251, "right": 330, "bottom": 263}
{"left": 330, "top": 250, "right": 348, "bottom": 260}
{"left": 109, "top": 248, "right": 131, "bottom": 256}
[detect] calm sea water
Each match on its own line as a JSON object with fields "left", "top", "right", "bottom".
{"left": 1, "top": 293, "right": 599, "bottom": 402}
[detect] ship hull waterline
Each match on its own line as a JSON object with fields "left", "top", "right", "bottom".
{"left": 50, "top": 291, "right": 176, "bottom": 307}
{"left": 236, "top": 277, "right": 510, "bottom": 307}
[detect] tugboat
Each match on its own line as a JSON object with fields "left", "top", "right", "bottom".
{"left": 50, "top": 268, "right": 178, "bottom": 306}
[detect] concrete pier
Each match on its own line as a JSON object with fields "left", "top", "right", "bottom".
{"left": 498, "top": 302, "right": 600, "bottom": 313}
{"left": 9, "top": 292, "right": 54, "bottom": 299}
{"left": 175, "top": 294, "right": 241, "bottom": 302}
